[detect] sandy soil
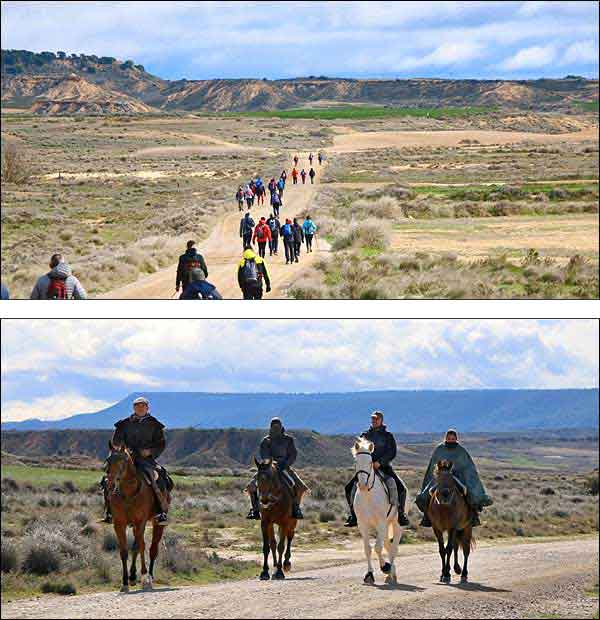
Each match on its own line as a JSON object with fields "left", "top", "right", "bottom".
{"left": 329, "top": 127, "right": 599, "bottom": 153}
{"left": 2, "top": 537, "right": 597, "bottom": 619}
{"left": 391, "top": 214, "right": 599, "bottom": 261}
{"left": 104, "top": 153, "right": 329, "bottom": 299}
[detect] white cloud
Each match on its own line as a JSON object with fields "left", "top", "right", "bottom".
{"left": 2, "top": 392, "right": 114, "bottom": 422}
{"left": 499, "top": 44, "right": 557, "bottom": 70}
{"left": 560, "top": 40, "right": 599, "bottom": 66}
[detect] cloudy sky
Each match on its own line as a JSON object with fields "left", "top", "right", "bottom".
{"left": 1, "top": 1, "right": 598, "bottom": 80}
{"left": 1, "top": 319, "right": 598, "bottom": 422}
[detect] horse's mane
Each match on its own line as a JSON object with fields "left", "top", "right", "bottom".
{"left": 434, "top": 459, "right": 454, "bottom": 476}
{"left": 351, "top": 437, "right": 373, "bottom": 457}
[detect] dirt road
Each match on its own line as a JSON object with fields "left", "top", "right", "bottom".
{"left": 3, "top": 537, "right": 597, "bottom": 619}
{"left": 330, "top": 127, "right": 599, "bottom": 153}
{"left": 105, "top": 153, "right": 328, "bottom": 299}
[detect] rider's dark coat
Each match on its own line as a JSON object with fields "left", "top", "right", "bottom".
{"left": 112, "top": 414, "right": 166, "bottom": 477}
{"left": 259, "top": 427, "right": 297, "bottom": 469}
{"left": 360, "top": 424, "right": 397, "bottom": 472}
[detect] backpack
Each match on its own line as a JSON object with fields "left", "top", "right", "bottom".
{"left": 281, "top": 223, "right": 293, "bottom": 238}
{"left": 47, "top": 276, "right": 68, "bottom": 300}
{"left": 268, "top": 219, "right": 279, "bottom": 234}
{"left": 242, "top": 258, "right": 260, "bottom": 283}
{"left": 255, "top": 224, "right": 268, "bottom": 243}
{"left": 271, "top": 193, "right": 281, "bottom": 206}
{"left": 277, "top": 179, "right": 285, "bottom": 190}
{"left": 184, "top": 254, "right": 201, "bottom": 277}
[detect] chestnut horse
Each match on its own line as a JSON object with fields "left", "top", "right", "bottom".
{"left": 104, "top": 441, "right": 169, "bottom": 592}
{"left": 254, "top": 458, "right": 303, "bottom": 581}
{"left": 426, "top": 460, "right": 474, "bottom": 584}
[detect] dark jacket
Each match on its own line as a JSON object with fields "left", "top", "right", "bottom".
{"left": 179, "top": 280, "right": 222, "bottom": 300}
{"left": 240, "top": 215, "right": 255, "bottom": 237}
{"left": 176, "top": 249, "right": 208, "bottom": 289}
{"left": 112, "top": 414, "right": 166, "bottom": 461}
{"left": 360, "top": 424, "right": 397, "bottom": 469}
{"left": 259, "top": 428, "right": 297, "bottom": 469}
{"left": 292, "top": 223, "right": 304, "bottom": 243}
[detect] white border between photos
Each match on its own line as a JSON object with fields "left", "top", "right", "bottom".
{"left": 1, "top": 299, "right": 599, "bottom": 319}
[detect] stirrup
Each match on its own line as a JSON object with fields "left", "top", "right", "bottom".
{"left": 471, "top": 513, "right": 481, "bottom": 527}
{"left": 247, "top": 509, "right": 260, "bottom": 520}
{"left": 292, "top": 506, "right": 304, "bottom": 519}
{"left": 344, "top": 514, "right": 358, "bottom": 528}
{"left": 398, "top": 512, "right": 410, "bottom": 526}
{"left": 155, "top": 513, "right": 169, "bottom": 524}
{"left": 98, "top": 514, "right": 112, "bottom": 524}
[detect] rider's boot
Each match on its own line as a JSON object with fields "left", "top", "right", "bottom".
{"left": 152, "top": 481, "right": 170, "bottom": 525}
{"left": 470, "top": 511, "right": 481, "bottom": 527}
{"left": 344, "top": 510, "right": 358, "bottom": 528}
{"left": 291, "top": 501, "right": 304, "bottom": 519}
{"left": 420, "top": 514, "right": 432, "bottom": 527}
{"left": 397, "top": 487, "right": 410, "bottom": 526}
{"left": 246, "top": 489, "right": 261, "bottom": 520}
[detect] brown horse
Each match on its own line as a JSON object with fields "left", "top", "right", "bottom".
{"left": 254, "top": 458, "right": 303, "bottom": 581}
{"left": 426, "top": 460, "right": 474, "bottom": 584}
{"left": 105, "top": 441, "right": 169, "bottom": 592}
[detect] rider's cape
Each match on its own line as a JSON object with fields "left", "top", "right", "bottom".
{"left": 416, "top": 442, "right": 492, "bottom": 512}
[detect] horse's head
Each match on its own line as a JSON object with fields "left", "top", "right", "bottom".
{"left": 352, "top": 438, "right": 374, "bottom": 491}
{"left": 254, "top": 457, "right": 281, "bottom": 510}
{"left": 104, "top": 440, "right": 134, "bottom": 494}
{"left": 433, "top": 459, "right": 456, "bottom": 505}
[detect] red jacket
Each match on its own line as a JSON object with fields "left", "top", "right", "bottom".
{"left": 253, "top": 223, "right": 272, "bottom": 243}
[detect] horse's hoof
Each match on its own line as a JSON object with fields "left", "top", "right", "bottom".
{"left": 461, "top": 574, "right": 468, "bottom": 584}
{"left": 142, "top": 576, "right": 153, "bottom": 590}
{"left": 283, "top": 561, "right": 291, "bottom": 573}
{"left": 443, "top": 574, "right": 451, "bottom": 584}
{"left": 272, "top": 570, "right": 285, "bottom": 580}
{"left": 381, "top": 562, "right": 391, "bottom": 574}
{"left": 128, "top": 577, "right": 137, "bottom": 586}
{"left": 259, "top": 571, "right": 270, "bottom": 581}
{"left": 385, "top": 574, "right": 397, "bottom": 585}
{"left": 120, "top": 585, "right": 129, "bottom": 593}
{"left": 363, "top": 571, "right": 375, "bottom": 585}
{"left": 454, "top": 564, "right": 462, "bottom": 575}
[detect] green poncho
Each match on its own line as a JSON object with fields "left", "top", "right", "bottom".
{"left": 416, "top": 442, "right": 493, "bottom": 512}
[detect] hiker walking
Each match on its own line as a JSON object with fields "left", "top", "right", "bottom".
{"left": 268, "top": 177, "right": 277, "bottom": 197}
{"left": 317, "top": 152, "right": 324, "bottom": 165}
{"left": 236, "top": 186, "right": 244, "bottom": 211}
{"left": 292, "top": 167, "right": 299, "bottom": 185}
{"left": 240, "top": 212, "right": 255, "bottom": 249}
{"left": 309, "top": 167, "right": 316, "bottom": 184}
{"left": 302, "top": 215, "right": 317, "bottom": 252}
{"left": 300, "top": 168, "right": 307, "bottom": 184}
{"left": 238, "top": 248, "right": 271, "bottom": 300}
{"left": 277, "top": 176, "right": 285, "bottom": 199}
{"left": 253, "top": 217, "right": 272, "bottom": 259}
{"left": 266, "top": 214, "right": 281, "bottom": 256}
{"left": 256, "top": 182, "right": 266, "bottom": 206}
{"left": 175, "top": 240, "right": 208, "bottom": 296}
{"left": 30, "top": 254, "right": 87, "bottom": 300}
{"left": 308, "top": 153, "right": 314, "bottom": 166}
{"left": 271, "top": 189, "right": 282, "bottom": 217}
{"left": 292, "top": 218, "right": 304, "bottom": 262}
{"left": 179, "top": 269, "right": 222, "bottom": 300}
{"left": 280, "top": 218, "right": 296, "bottom": 265}
{"left": 293, "top": 155, "right": 299, "bottom": 167}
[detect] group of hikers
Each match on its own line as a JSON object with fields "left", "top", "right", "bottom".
{"left": 3, "top": 153, "right": 324, "bottom": 301}
{"left": 101, "top": 398, "right": 493, "bottom": 532}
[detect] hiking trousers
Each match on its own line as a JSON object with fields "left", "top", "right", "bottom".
{"left": 242, "top": 232, "right": 252, "bottom": 248}
{"left": 293, "top": 241, "right": 301, "bottom": 260}
{"left": 257, "top": 241, "right": 267, "bottom": 258}
{"left": 269, "top": 236, "right": 279, "bottom": 255}
{"left": 305, "top": 234, "right": 314, "bottom": 252}
{"left": 283, "top": 239, "right": 294, "bottom": 263}
{"left": 242, "top": 282, "right": 263, "bottom": 300}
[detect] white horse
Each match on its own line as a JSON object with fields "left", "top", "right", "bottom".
{"left": 352, "top": 438, "right": 403, "bottom": 585}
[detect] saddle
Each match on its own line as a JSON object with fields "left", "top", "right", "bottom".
{"left": 139, "top": 465, "right": 174, "bottom": 492}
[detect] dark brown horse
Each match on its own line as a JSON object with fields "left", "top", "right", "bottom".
{"left": 254, "top": 458, "right": 303, "bottom": 581}
{"left": 105, "top": 441, "right": 169, "bottom": 592}
{"left": 426, "top": 460, "right": 474, "bottom": 584}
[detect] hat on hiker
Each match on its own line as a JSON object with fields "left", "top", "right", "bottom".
{"left": 286, "top": 218, "right": 291, "bottom": 224}
{"left": 260, "top": 217, "right": 266, "bottom": 222}
{"left": 243, "top": 248, "right": 256, "bottom": 260}
{"left": 371, "top": 410, "right": 384, "bottom": 420}
{"left": 270, "top": 417, "right": 282, "bottom": 427}
{"left": 133, "top": 396, "right": 149, "bottom": 406}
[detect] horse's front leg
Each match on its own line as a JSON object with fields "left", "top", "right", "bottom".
{"left": 273, "top": 525, "right": 286, "bottom": 580}
{"left": 433, "top": 527, "right": 447, "bottom": 583}
{"left": 259, "top": 521, "right": 271, "bottom": 581}
{"left": 359, "top": 521, "right": 375, "bottom": 585}
{"left": 384, "top": 521, "right": 400, "bottom": 584}
{"left": 375, "top": 521, "right": 388, "bottom": 574}
{"left": 114, "top": 521, "right": 129, "bottom": 593}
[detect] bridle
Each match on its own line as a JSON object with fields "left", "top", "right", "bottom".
{"left": 432, "top": 472, "right": 456, "bottom": 506}
{"left": 354, "top": 451, "right": 376, "bottom": 492}
{"left": 257, "top": 463, "right": 282, "bottom": 508}
{"left": 105, "top": 449, "right": 141, "bottom": 500}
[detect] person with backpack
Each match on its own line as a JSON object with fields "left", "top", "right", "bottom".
{"left": 30, "top": 254, "right": 87, "bottom": 299}
{"left": 309, "top": 167, "right": 316, "bottom": 184}
{"left": 268, "top": 177, "right": 277, "bottom": 197}
{"left": 238, "top": 248, "right": 271, "bottom": 299}
{"left": 292, "top": 167, "right": 299, "bottom": 185}
{"left": 252, "top": 216, "right": 272, "bottom": 259}
{"left": 292, "top": 218, "right": 304, "bottom": 262}
{"left": 281, "top": 170, "right": 287, "bottom": 183}
{"left": 280, "top": 218, "right": 295, "bottom": 265}
{"left": 318, "top": 152, "right": 324, "bottom": 165}
{"left": 302, "top": 215, "right": 317, "bottom": 252}
{"left": 175, "top": 240, "right": 208, "bottom": 295}
{"left": 236, "top": 186, "right": 244, "bottom": 211}
{"left": 308, "top": 153, "right": 314, "bottom": 166}
{"left": 266, "top": 213, "right": 281, "bottom": 256}
{"left": 256, "top": 182, "right": 266, "bottom": 206}
{"left": 271, "top": 190, "right": 282, "bottom": 218}
{"left": 277, "top": 176, "right": 285, "bottom": 199}
{"left": 293, "top": 155, "right": 299, "bottom": 167}
{"left": 239, "top": 212, "right": 255, "bottom": 249}
{"left": 300, "top": 168, "right": 307, "bottom": 184}
{"left": 179, "top": 269, "right": 222, "bottom": 300}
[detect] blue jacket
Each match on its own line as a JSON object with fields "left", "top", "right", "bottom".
{"left": 302, "top": 219, "right": 317, "bottom": 235}
{"left": 280, "top": 223, "right": 294, "bottom": 239}
{"left": 180, "top": 280, "right": 222, "bottom": 300}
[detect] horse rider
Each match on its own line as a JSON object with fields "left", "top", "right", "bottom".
{"left": 416, "top": 428, "right": 493, "bottom": 527}
{"left": 100, "top": 396, "right": 171, "bottom": 525}
{"left": 344, "top": 410, "right": 410, "bottom": 527}
{"left": 246, "top": 417, "right": 307, "bottom": 520}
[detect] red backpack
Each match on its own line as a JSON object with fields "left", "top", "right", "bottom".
{"left": 47, "top": 277, "right": 68, "bottom": 299}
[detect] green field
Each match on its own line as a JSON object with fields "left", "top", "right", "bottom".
{"left": 576, "top": 101, "right": 600, "bottom": 113}
{"left": 1, "top": 463, "right": 234, "bottom": 489}
{"left": 236, "top": 105, "right": 496, "bottom": 120}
